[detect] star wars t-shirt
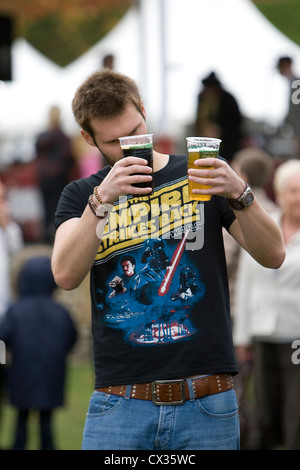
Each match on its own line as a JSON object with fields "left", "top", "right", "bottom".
{"left": 55, "top": 155, "right": 238, "bottom": 387}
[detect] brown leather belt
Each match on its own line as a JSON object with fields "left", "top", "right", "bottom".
{"left": 96, "top": 373, "right": 234, "bottom": 406}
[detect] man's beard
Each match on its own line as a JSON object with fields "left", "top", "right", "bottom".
{"left": 94, "top": 143, "right": 118, "bottom": 168}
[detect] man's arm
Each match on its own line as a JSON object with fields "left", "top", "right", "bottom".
{"left": 51, "top": 209, "right": 105, "bottom": 290}
{"left": 228, "top": 201, "right": 284, "bottom": 269}
{"left": 52, "top": 156, "right": 153, "bottom": 290}
{"left": 188, "top": 157, "right": 285, "bottom": 269}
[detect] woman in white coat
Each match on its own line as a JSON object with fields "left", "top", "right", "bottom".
{"left": 234, "top": 159, "right": 300, "bottom": 450}
{"left": 0, "top": 180, "right": 23, "bottom": 322}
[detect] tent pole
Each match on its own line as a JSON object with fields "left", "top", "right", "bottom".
{"left": 159, "top": 0, "right": 167, "bottom": 133}
{"left": 136, "top": 0, "right": 148, "bottom": 109}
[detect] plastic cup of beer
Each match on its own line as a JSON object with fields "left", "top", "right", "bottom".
{"left": 118, "top": 134, "right": 154, "bottom": 195}
{"left": 186, "top": 137, "right": 222, "bottom": 201}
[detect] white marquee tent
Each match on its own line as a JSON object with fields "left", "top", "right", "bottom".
{"left": 1, "top": 0, "right": 300, "bottom": 162}
{"left": 62, "top": 0, "right": 300, "bottom": 135}
{"left": 0, "top": 38, "right": 61, "bottom": 133}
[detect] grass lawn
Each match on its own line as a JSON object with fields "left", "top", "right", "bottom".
{"left": 0, "top": 362, "right": 94, "bottom": 450}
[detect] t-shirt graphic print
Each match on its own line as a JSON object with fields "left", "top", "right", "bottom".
{"left": 94, "top": 174, "right": 205, "bottom": 346}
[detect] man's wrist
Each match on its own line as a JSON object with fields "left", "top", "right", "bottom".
{"left": 94, "top": 186, "right": 114, "bottom": 205}
{"left": 226, "top": 182, "right": 255, "bottom": 211}
{"left": 227, "top": 180, "right": 248, "bottom": 200}
{"left": 87, "top": 186, "right": 114, "bottom": 219}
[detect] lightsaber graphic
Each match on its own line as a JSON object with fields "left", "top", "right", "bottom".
{"left": 158, "top": 229, "right": 190, "bottom": 296}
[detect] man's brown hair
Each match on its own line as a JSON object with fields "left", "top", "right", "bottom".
{"left": 72, "top": 69, "right": 143, "bottom": 138}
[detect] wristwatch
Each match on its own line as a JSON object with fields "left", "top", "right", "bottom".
{"left": 226, "top": 183, "right": 254, "bottom": 210}
{"left": 96, "top": 202, "right": 113, "bottom": 218}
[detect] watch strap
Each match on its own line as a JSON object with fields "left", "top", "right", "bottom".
{"left": 226, "top": 183, "right": 254, "bottom": 210}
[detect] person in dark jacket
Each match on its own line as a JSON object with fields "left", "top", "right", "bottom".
{"left": 195, "top": 71, "right": 243, "bottom": 161}
{"left": 0, "top": 256, "right": 77, "bottom": 450}
{"left": 35, "top": 106, "right": 76, "bottom": 243}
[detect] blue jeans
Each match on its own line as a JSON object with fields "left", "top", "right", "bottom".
{"left": 81, "top": 383, "right": 240, "bottom": 450}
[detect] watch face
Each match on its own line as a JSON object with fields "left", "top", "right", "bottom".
{"left": 226, "top": 186, "right": 254, "bottom": 210}
{"left": 244, "top": 192, "right": 254, "bottom": 206}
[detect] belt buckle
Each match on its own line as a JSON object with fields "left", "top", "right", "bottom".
{"left": 151, "top": 379, "right": 185, "bottom": 406}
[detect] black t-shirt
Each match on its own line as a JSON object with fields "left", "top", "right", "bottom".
{"left": 55, "top": 154, "right": 238, "bottom": 387}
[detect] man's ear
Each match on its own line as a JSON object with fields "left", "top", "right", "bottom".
{"left": 141, "top": 102, "right": 147, "bottom": 121}
{"left": 81, "top": 129, "right": 96, "bottom": 147}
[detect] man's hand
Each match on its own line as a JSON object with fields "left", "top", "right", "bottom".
{"left": 98, "top": 156, "right": 153, "bottom": 203}
{"left": 188, "top": 157, "right": 245, "bottom": 199}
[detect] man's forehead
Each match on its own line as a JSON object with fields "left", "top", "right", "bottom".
{"left": 91, "top": 104, "right": 144, "bottom": 142}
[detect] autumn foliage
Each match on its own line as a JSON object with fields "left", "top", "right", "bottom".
{"left": 0, "top": 0, "right": 133, "bottom": 65}
{"left": 0, "top": 0, "right": 132, "bottom": 21}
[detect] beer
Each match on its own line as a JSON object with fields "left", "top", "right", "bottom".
{"left": 122, "top": 143, "right": 154, "bottom": 193}
{"left": 186, "top": 137, "right": 222, "bottom": 202}
{"left": 188, "top": 148, "right": 218, "bottom": 201}
{"left": 119, "top": 134, "right": 154, "bottom": 196}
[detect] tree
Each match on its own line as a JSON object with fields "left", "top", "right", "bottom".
{"left": 0, "top": 0, "right": 132, "bottom": 65}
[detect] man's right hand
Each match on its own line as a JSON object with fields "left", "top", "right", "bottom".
{"left": 98, "top": 157, "right": 153, "bottom": 203}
